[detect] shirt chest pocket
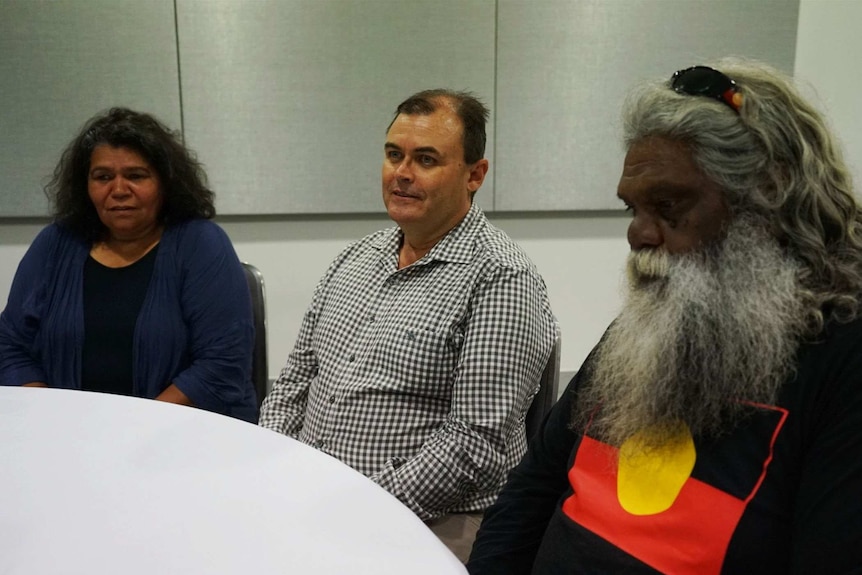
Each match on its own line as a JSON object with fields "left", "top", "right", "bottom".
{"left": 372, "top": 323, "right": 465, "bottom": 397}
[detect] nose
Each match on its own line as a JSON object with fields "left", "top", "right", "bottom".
{"left": 393, "top": 158, "right": 413, "bottom": 182}
{"left": 109, "top": 176, "right": 131, "bottom": 197}
{"left": 627, "top": 213, "right": 663, "bottom": 251}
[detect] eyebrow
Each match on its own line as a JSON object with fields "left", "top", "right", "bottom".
{"left": 619, "top": 183, "right": 698, "bottom": 200}
{"left": 383, "top": 142, "right": 441, "bottom": 156}
{"left": 89, "top": 165, "right": 152, "bottom": 174}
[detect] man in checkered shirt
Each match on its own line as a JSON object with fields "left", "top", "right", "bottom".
{"left": 259, "top": 89, "right": 558, "bottom": 560}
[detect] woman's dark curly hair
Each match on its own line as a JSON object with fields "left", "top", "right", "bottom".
{"left": 46, "top": 107, "right": 215, "bottom": 241}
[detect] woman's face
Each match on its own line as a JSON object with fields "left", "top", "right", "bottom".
{"left": 87, "top": 145, "right": 164, "bottom": 242}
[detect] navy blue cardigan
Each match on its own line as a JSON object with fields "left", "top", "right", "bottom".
{"left": 0, "top": 219, "right": 258, "bottom": 422}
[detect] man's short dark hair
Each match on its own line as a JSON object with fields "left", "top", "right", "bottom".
{"left": 388, "top": 89, "right": 489, "bottom": 165}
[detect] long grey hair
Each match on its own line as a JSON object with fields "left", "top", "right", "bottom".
{"left": 622, "top": 58, "right": 862, "bottom": 334}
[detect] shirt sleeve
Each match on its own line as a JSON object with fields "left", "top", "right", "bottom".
{"left": 467, "top": 369, "right": 585, "bottom": 575}
{"left": 0, "top": 227, "right": 54, "bottom": 386}
{"left": 257, "top": 260, "right": 332, "bottom": 436}
{"left": 370, "top": 266, "right": 558, "bottom": 520}
{"left": 169, "top": 222, "right": 255, "bottom": 415}
{"left": 790, "top": 323, "right": 862, "bottom": 573}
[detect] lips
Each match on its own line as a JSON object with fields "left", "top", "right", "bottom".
{"left": 108, "top": 206, "right": 136, "bottom": 211}
{"left": 391, "top": 189, "right": 420, "bottom": 200}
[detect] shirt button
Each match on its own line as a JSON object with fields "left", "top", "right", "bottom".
{"left": 348, "top": 353, "right": 356, "bottom": 362}
{"left": 328, "top": 395, "right": 336, "bottom": 404}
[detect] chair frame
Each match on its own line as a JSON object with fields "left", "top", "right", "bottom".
{"left": 241, "top": 262, "right": 268, "bottom": 408}
{"left": 525, "top": 336, "right": 561, "bottom": 440}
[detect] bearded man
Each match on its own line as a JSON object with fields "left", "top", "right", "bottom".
{"left": 467, "top": 60, "right": 862, "bottom": 574}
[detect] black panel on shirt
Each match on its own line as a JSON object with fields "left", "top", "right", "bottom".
{"left": 81, "top": 245, "right": 158, "bottom": 395}
{"left": 532, "top": 515, "right": 662, "bottom": 575}
{"left": 470, "top": 319, "right": 862, "bottom": 574}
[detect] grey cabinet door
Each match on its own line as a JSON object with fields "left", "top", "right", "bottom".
{"left": 0, "top": 0, "right": 181, "bottom": 217}
{"left": 495, "top": 0, "right": 799, "bottom": 212}
{"left": 176, "top": 0, "right": 495, "bottom": 216}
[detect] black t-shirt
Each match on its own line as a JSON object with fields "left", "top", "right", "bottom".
{"left": 468, "top": 318, "right": 862, "bottom": 575}
{"left": 81, "top": 246, "right": 158, "bottom": 395}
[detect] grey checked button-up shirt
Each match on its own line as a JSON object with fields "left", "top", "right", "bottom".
{"left": 259, "top": 203, "right": 558, "bottom": 520}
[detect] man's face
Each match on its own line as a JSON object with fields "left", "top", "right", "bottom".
{"left": 617, "top": 137, "right": 731, "bottom": 255}
{"left": 382, "top": 106, "right": 487, "bottom": 240}
{"left": 578, "top": 216, "right": 805, "bottom": 448}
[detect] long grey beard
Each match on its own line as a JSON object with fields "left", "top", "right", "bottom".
{"left": 575, "top": 217, "right": 807, "bottom": 447}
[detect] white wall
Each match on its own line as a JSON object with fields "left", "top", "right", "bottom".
{"left": 794, "top": 0, "right": 862, "bottom": 189}
{"left": 0, "top": 0, "right": 858, "bottom": 384}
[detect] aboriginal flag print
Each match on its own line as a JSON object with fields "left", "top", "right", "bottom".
{"left": 561, "top": 403, "right": 788, "bottom": 575}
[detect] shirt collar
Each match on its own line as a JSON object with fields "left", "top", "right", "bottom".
{"left": 373, "top": 202, "right": 484, "bottom": 266}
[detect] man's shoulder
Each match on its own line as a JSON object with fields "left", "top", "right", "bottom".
{"left": 472, "top": 216, "right": 540, "bottom": 274}
{"left": 790, "top": 315, "right": 862, "bottom": 402}
{"left": 316, "top": 225, "right": 398, "bottom": 282}
{"left": 336, "top": 225, "right": 398, "bottom": 260}
{"left": 805, "top": 316, "right": 862, "bottom": 365}
{"left": 356, "top": 225, "right": 398, "bottom": 248}
{"left": 807, "top": 315, "right": 862, "bottom": 354}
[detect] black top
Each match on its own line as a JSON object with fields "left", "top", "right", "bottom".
{"left": 468, "top": 318, "right": 862, "bottom": 575}
{"left": 81, "top": 245, "right": 158, "bottom": 395}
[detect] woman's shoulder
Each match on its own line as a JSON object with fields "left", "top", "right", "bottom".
{"left": 34, "top": 222, "right": 74, "bottom": 242}
{"left": 12, "top": 223, "right": 87, "bottom": 289}
{"left": 29, "top": 222, "right": 87, "bottom": 255}
{"left": 162, "top": 219, "right": 239, "bottom": 268}
{"left": 167, "top": 218, "right": 224, "bottom": 237}
{"left": 164, "top": 219, "right": 232, "bottom": 248}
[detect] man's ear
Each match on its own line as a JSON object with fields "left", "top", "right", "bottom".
{"left": 466, "top": 159, "right": 489, "bottom": 193}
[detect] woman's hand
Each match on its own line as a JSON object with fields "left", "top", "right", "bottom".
{"left": 155, "top": 383, "right": 194, "bottom": 406}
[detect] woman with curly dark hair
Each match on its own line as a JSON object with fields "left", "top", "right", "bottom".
{"left": 0, "top": 108, "right": 258, "bottom": 422}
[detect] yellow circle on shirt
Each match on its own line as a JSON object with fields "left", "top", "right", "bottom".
{"left": 617, "top": 422, "right": 696, "bottom": 515}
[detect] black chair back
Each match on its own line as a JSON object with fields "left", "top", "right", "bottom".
{"left": 525, "top": 336, "right": 561, "bottom": 440}
{"left": 241, "top": 262, "right": 268, "bottom": 408}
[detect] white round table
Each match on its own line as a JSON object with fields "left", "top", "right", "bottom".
{"left": 0, "top": 387, "right": 467, "bottom": 574}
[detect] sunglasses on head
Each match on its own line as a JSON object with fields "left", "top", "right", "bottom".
{"left": 670, "top": 65, "right": 742, "bottom": 113}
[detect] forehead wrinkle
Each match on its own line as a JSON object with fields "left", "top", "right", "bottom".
{"left": 387, "top": 111, "right": 462, "bottom": 161}
{"left": 89, "top": 146, "right": 153, "bottom": 172}
{"left": 619, "top": 140, "right": 713, "bottom": 200}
